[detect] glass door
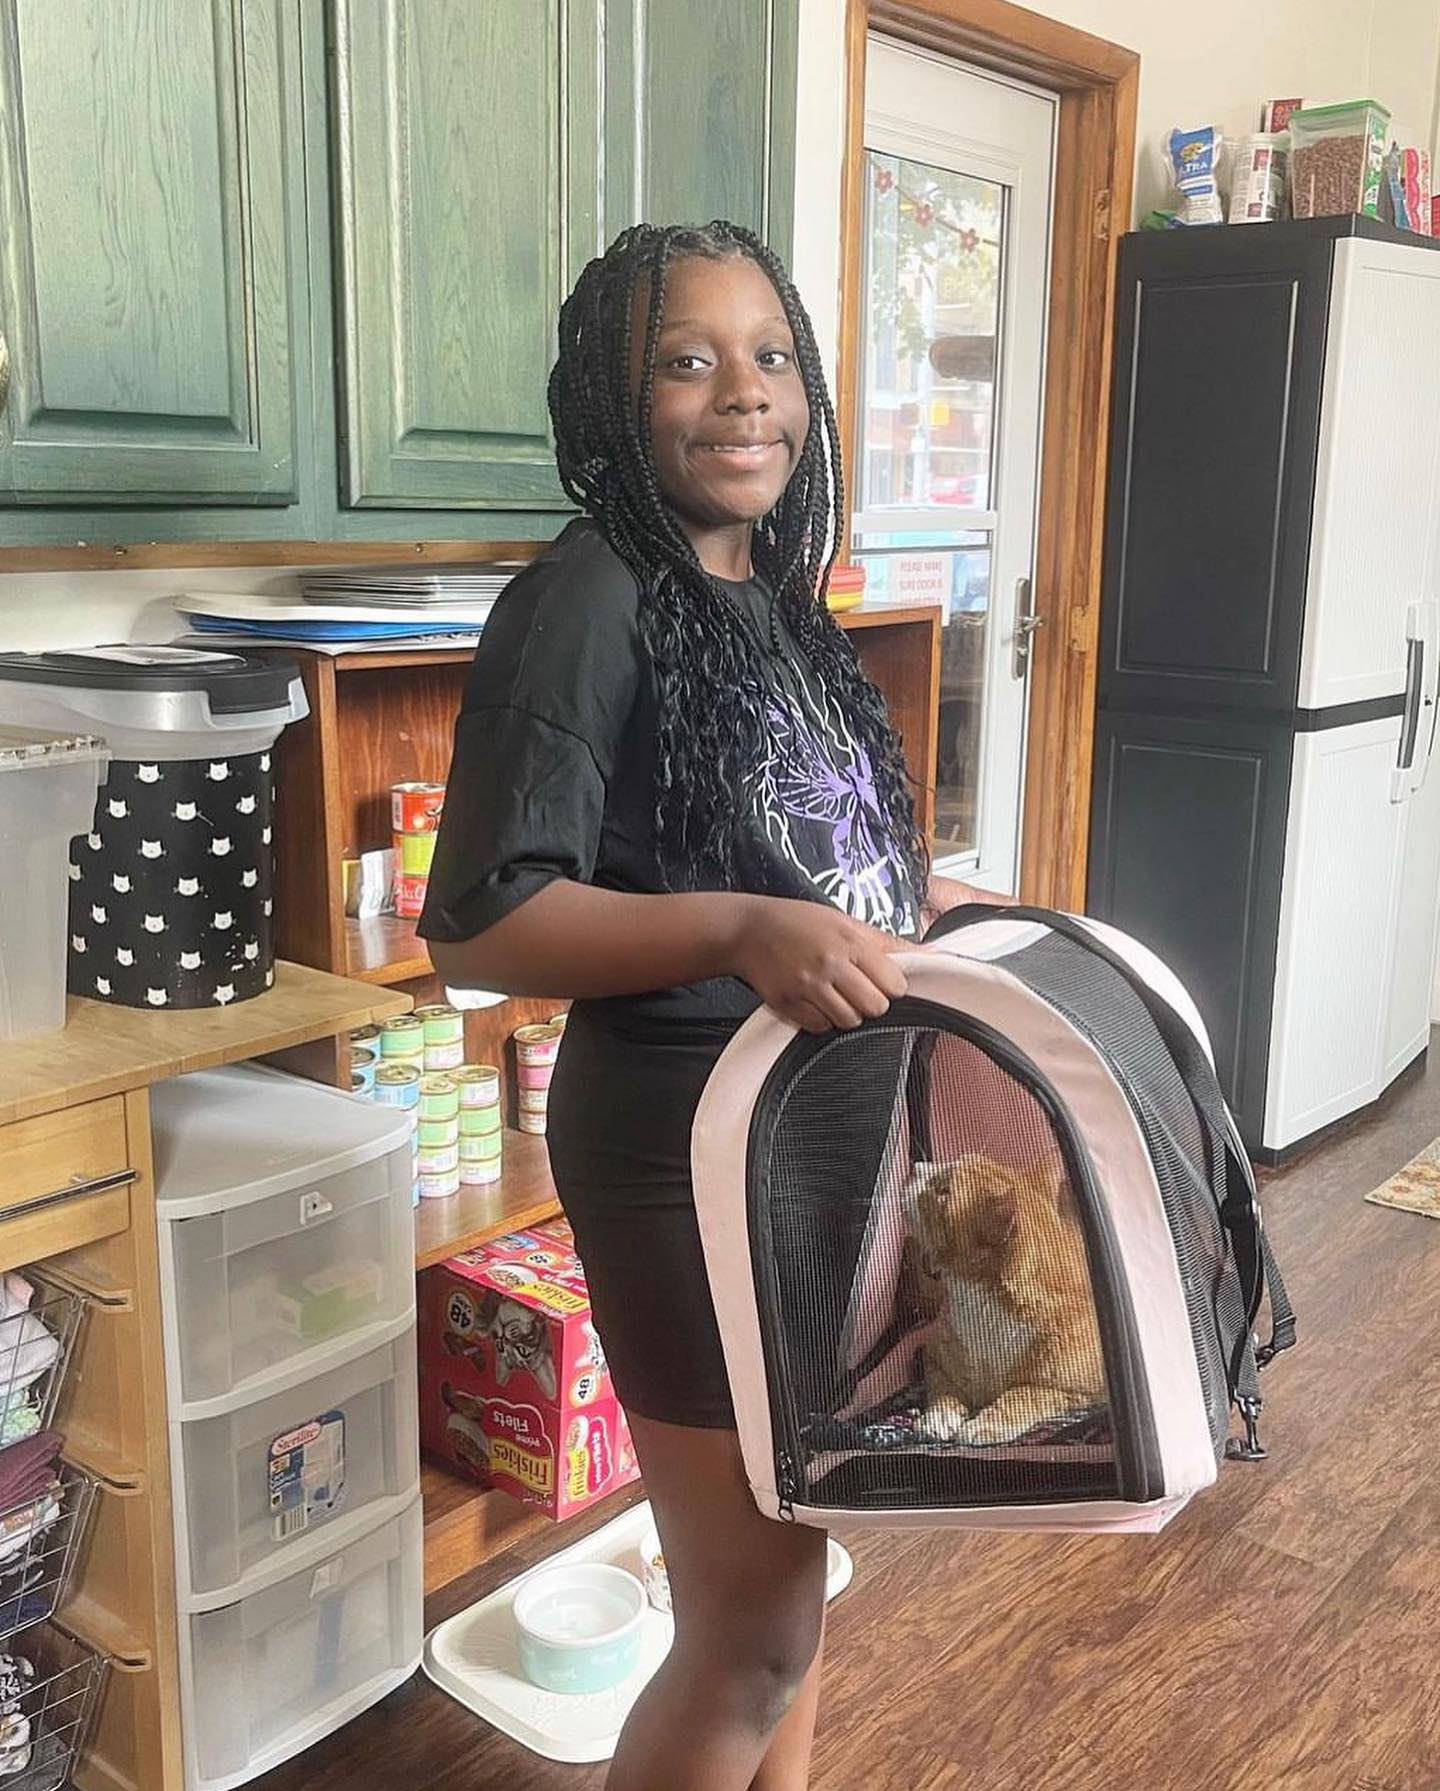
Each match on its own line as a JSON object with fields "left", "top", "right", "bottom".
{"left": 856, "top": 40, "right": 1055, "bottom": 889}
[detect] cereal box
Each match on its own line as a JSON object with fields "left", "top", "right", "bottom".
{"left": 418, "top": 1227, "right": 639, "bottom": 1521}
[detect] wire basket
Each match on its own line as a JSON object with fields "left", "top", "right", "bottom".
{"left": 0, "top": 1288, "right": 86, "bottom": 1445}
{"left": 0, "top": 1622, "right": 108, "bottom": 1791}
{"left": 0, "top": 1464, "right": 99, "bottom": 1644}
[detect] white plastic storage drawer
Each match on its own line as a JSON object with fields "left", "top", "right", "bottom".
{"left": 177, "top": 1322, "right": 419, "bottom": 1601}
{"left": 187, "top": 1495, "right": 423, "bottom": 1791}
{"left": 150, "top": 1063, "right": 415, "bottom": 1406}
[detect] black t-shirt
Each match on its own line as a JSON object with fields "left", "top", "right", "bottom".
{"left": 418, "top": 519, "right": 921, "bottom": 1033}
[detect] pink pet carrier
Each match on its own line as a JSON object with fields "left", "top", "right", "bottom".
{"left": 691, "top": 907, "right": 1295, "bottom": 1535}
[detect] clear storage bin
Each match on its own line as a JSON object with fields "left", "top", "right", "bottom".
{"left": 186, "top": 1497, "right": 422, "bottom": 1791}
{"left": 1289, "top": 99, "right": 1390, "bottom": 218}
{"left": 150, "top": 1064, "right": 415, "bottom": 1407}
{"left": 0, "top": 730, "right": 108, "bottom": 1040}
{"left": 176, "top": 1325, "right": 418, "bottom": 1601}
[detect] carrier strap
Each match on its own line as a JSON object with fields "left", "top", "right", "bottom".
{"left": 923, "top": 905, "right": 1296, "bottom": 1372}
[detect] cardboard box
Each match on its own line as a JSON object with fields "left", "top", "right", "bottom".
{"left": 419, "top": 1227, "right": 639, "bottom": 1521}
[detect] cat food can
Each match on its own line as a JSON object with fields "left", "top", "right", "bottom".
{"left": 350, "top": 1049, "right": 377, "bottom": 1095}
{"left": 373, "top": 1063, "right": 422, "bottom": 1108}
{"left": 454, "top": 1064, "right": 501, "bottom": 1106}
{"left": 418, "top": 1116, "right": 460, "bottom": 1150}
{"left": 379, "top": 1015, "right": 425, "bottom": 1059}
{"left": 517, "top": 1061, "right": 554, "bottom": 1093}
{"left": 460, "top": 1157, "right": 503, "bottom": 1186}
{"left": 351, "top": 1025, "right": 381, "bottom": 1059}
{"left": 394, "top": 873, "right": 428, "bottom": 919}
{"left": 418, "top": 1168, "right": 462, "bottom": 1200}
{"left": 350, "top": 1070, "right": 371, "bottom": 1097}
{"left": 416, "top": 1003, "right": 464, "bottom": 1045}
{"left": 419, "top": 1073, "right": 460, "bottom": 1122}
{"left": 392, "top": 782, "right": 446, "bottom": 835}
{"left": 517, "top": 1110, "right": 548, "bottom": 1136}
{"left": 518, "top": 1085, "right": 549, "bottom": 1115}
{"left": 395, "top": 829, "right": 438, "bottom": 877}
{"left": 459, "top": 1130, "right": 503, "bottom": 1161}
{"left": 423, "top": 1040, "right": 466, "bottom": 1073}
{"left": 417, "top": 1141, "right": 461, "bottom": 1177}
{"left": 459, "top": 1103, "right": 503, "bottom": 1137}
{"left": 514, "top": 1022, "right": 563, "bottom": 1067}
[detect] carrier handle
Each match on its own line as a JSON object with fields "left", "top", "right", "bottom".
{"left": 923, "top": 905, "right": 1295, "bottom": 1371}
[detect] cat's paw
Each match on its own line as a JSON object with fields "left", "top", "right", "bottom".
{"left": 917, "top": 1397, "right": 972, "bottom": 1443}
{"left": 951, "top": 1406, "right": 1031, "bottom": 1447}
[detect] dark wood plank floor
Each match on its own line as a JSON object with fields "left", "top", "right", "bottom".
{"left": 256, "top": 1045, "right": 1440, "bottom": 1791}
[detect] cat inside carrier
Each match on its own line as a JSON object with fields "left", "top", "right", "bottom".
{"left": 692, "top": 908, "right": 1295, "bottom": 1534}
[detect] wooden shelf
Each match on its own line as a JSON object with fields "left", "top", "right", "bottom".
{"left": 413, "top": 1127, "right": 561, "bottom": 1270}
{"left": 346, "top": 914, "right": 434, "bottom": 985}
{"left": 333, "top": 647, "right": 479, "bottom": 673}
{"left": 836, "top": 602, "right": 942, "bottom": 631}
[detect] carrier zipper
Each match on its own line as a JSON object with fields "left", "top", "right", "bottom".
{"left": 776, "top": 1451, "right": 799, "bottom": 1522}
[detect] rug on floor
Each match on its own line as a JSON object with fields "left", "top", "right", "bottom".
{"left": 1365, "top": 1137, "right": 1440, "bottom": 1219}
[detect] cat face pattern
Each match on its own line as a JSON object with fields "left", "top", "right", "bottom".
{"left": 67, "top": 750, "right": 274, "bottom": 1009}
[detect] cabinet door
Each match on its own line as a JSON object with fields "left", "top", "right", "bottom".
{"left": 330, "top": 0, "right": 602, "bottom": 510}
{"left": 1300, "top": 236, "right": 1440, "bottom": 709}
{"left": 605, "top": 0, "right": 798, "bottom": 252}
{"left": 1266, "top": 718, "right": 1404, "bottom": 1150}
{"left": 1088, "top": 707, "right": 1294, "bottom": 1151}
{"left": 0, "top": 0, "right": 301, "bottom": 505}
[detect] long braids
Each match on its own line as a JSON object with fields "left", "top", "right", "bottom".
{"left": 547, "top": 220, "right": 929, "bottom": 911}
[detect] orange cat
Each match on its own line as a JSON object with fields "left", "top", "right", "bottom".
{"left": 908, "top": 1153, "right": 1107, "bottom": 1446}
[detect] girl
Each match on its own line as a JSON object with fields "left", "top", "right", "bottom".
{"left": 421, "top": 220, "right": 1003, "bottom": 1791}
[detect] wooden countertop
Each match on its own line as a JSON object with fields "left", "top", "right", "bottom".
{"left": 0, "top": 962, "right": 411, "bottom": 1126}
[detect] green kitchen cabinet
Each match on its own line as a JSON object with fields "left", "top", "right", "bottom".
{"left": 0, "top": 0, "right": 310, "bottom": 510}
{"left": 327, "top": 0, "right": 797, "bottom": 513}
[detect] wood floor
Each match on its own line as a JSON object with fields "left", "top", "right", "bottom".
{"left": 255, "top": 1046, "right": 1440, "bottom": 1791}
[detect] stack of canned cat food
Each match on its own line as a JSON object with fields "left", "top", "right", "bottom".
{"left": 392, "top": 780, "right": 445, "bottom": 920}
{"left": 350, "top": 1006, "right": 504, "bottom": 1203}
{"left": 513, "top": 1016, "right": 565, "bottom": 1135}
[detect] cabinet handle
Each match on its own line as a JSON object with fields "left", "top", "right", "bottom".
{"left": 0, "top": 330, "right": 9, "bottom": 412}
{"left": 0, "top": 1168, "right": 136, "bottom": 1227}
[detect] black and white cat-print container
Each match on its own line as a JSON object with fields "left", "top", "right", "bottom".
{"left": 67, "top": 749, "right": 276, "bottom": 1010}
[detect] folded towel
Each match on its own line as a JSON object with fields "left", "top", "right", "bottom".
{"left": 0, "top": 1434, "right": 62, "bottom": 1510}
{"left": 0, "top": 1278, "right": 59, "bottom": 1400}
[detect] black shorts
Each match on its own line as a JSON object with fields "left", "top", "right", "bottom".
{"left": 546, "top": 1002, "right": 741, "bottom": 1429}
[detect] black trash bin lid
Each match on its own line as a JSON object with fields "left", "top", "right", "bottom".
{"left": 0, "top": 646, "right": 299, "bottom": 717}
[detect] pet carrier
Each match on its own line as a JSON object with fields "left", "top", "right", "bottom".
{"left": 692, "top": 907, "right": 1295, "bottom": 1535}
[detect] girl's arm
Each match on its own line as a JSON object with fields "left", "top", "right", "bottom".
{"left": 922, "top": 872, "right": 1019, "bottom": 930}
{"left": 428, "top": 879, "right": 909, "bottom": 1034}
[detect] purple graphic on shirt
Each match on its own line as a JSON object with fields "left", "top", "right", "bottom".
{"left": 754, "top": 686, "right": 911, "bottom": 932}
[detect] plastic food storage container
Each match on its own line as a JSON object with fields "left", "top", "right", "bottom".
{"left": 0, "top": 646, "right": 305, "bottom": 1011}
{"left": 0, "top": 728, "right": 108, "bottom": 1039}
{"left": 1289, "top": 100, "right": 1390, "bottom": 218}
{"left": 185, "top": 1496, "right": 422, "bottom": 1791}
{"left": 175, "top": 1323, "right": 418, "bottom": 1601}
{"left": 150, "top": 1065, "right": 416, "bottom": 1407}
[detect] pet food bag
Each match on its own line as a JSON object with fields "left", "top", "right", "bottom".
{"left": 692, "top": 908, "right": 1295, "bottom": 1536}
{"left": 417, "top": 1225, "right": 639, "bottom": 1521}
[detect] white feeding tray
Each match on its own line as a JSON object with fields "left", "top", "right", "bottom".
{"left": 423, "top": 1497, "right": 853, "bottom": 1764}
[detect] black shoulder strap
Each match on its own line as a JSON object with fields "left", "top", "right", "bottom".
{"left": 925, "top": 905, "right": 1296, "bottom": 1370}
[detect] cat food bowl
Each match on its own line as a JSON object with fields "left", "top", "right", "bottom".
{"left": 636, "top": 1523, "right": 670, "bottom": 1613}
{"left": 635, "top": 1525, "right": 853, "bottom": 1616}
{"left": 513, "top": 1562, "right": 647, "bottom": 1695}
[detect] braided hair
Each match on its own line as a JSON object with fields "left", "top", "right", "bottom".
{"left": 547, "top": 219, "right": 928, "bottom": 912}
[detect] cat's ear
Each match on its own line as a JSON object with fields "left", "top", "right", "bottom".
{"left": 1026, "top": 1153, "right": 1067, "bottom": 1206}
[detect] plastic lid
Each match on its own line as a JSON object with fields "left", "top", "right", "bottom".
{"left": 0, "top": 724, "right": 109, "bottom": 772}
{"left": 0, "top": 645, "right": 299, "bottom": 716}
{"left": 1293, "top": 99, "right": 1390, "bottom": 122}
{"left": 149, "top": 1062, "right": 414, "bottom": 1214}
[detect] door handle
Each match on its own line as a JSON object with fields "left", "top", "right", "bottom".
{"left": 1012, "top": 577, "right": 1044, "bottom": 680}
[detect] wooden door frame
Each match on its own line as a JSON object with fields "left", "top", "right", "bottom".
{"left": 838, "top": 0, "right": 1138, "bottom": 909}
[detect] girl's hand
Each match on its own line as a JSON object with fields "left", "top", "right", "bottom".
{"left": 730, "top": 896, "right": 908, "bottom": 1033}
